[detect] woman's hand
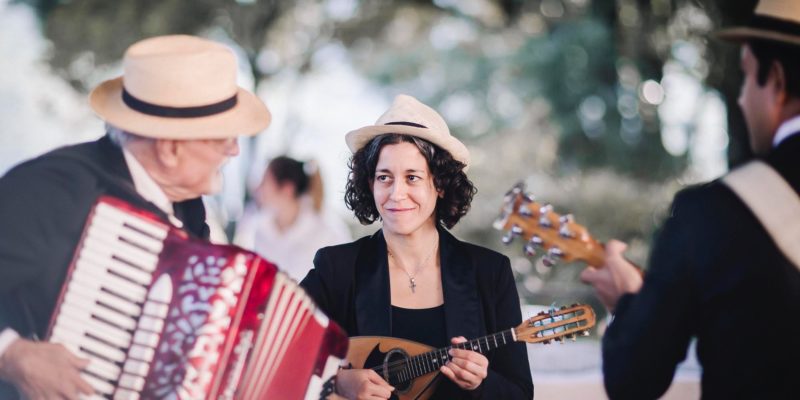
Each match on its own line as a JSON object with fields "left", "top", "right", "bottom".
{"left": 440, "top": 336, "right": 488, "bottom": 391}
{"left": 335, "top": 368, "right": 394, "bottom": 400}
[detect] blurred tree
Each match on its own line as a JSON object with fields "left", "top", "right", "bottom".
{"left": 22, "top": 0, "right": 289, "bottom": 91}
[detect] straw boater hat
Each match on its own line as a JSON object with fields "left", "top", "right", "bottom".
{"left": 89, "top": 35, "right": 270, "bottom": 139}
{"left": 717, "top": 0, "right": 800, "bottom": 46}
{"left": 345, "top": 94, "right": 470, "bottom": 170}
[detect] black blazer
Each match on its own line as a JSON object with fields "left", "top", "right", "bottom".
{"left": 0, "top": 135, "right": 209, "bottom": 338}
{"left": 300, "top": 228, "right": 533, "bottom": 399}
{"left": 601, "top": 134, "right": 800, "bottom": 399}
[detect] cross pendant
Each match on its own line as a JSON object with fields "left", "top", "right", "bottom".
{"left": 409, "top": 277, "right": 416, "bottom": 293}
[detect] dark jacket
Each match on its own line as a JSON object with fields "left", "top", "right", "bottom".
{"left": 300, "top": 228, "right": 534, "bottom": 399}
{"left": 0, "top": 135, "right": 208, "bottom": 396}
{"left": 602, "top": 134, "right": 800, "bottom": 399}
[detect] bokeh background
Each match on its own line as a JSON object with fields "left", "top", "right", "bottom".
{"left": 0, "top": 0, "right": 761, "bottom": 398}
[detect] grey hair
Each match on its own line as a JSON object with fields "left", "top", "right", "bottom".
{"left": 107, "top": 124, "right": 151, "bottom": 147}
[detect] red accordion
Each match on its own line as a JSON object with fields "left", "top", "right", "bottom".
{"left": 46, "top": 196, "right": 347, "bottom": 399}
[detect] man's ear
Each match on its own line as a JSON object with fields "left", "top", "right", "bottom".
{"left": 154, "top": 139, "right": 180, "bottom": 168}
{"left": 770, "top": 60, "right": 788, "bottom": 105}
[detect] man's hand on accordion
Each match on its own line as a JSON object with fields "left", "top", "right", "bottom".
{"left": 0, "top": 339, "right": 94, "bottom": 400}
{"left": 335, "top": 368, "right": 395, "bottom": 400}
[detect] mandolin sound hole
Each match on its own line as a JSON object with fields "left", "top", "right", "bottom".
{"left": 384, "top": 348, "right": 412, "bottom": 392}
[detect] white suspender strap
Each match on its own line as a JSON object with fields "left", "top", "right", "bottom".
{"left": 722, "top": 161, "right": 800, "bottom": 270}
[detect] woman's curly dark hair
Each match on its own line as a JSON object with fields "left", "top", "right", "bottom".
{"left": 344, "top": 133, "right": 476, "bottom": 229}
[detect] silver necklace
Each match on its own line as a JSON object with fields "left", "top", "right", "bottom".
{"left": 388, "top": 241, "right": 438, "bottom": 293}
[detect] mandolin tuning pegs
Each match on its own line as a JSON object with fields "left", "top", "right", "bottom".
{"left": 541, "top": 255, "right": 557, "bottom": 267}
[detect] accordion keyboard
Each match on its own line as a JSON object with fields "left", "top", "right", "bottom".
{"left": 49, "top": 202, "right": 169, "bottom": 399}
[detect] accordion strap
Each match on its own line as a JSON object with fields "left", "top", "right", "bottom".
{"left": 723, "top": 160, "right": 800, "bottom": 270}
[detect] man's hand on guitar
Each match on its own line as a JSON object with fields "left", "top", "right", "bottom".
{"left": 335, "top": 368, "right": 395, "bottom": 400}
{"left": 440, "top": 336, "right": 488, "bottom": 391}
{"left": 580, "top": 239, "right": 643, "bottom": 312}
{"left": 0, "top": 338, "right": 93, "bottom": 400}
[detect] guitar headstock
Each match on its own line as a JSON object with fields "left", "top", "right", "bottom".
{"left": 493, "top": 182, "right": 605, "bottom": 267}
{"left": 515, "top": 303, "right": 596, "bottom": 344}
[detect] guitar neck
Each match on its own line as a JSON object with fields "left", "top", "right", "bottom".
{"left": 377, "top": 329, "right": 517, "bottom": 382}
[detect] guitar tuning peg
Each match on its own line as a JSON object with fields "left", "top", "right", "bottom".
{"left": 548, "top": 247, "right": 564, "bottom": 259}
{"left": 523, "top": 242, "right": 536, "bottom": 257}
{"left": 501, "top": 224, "right": 523, "bottom": 245}
{"left": 558, "top": 223, "right": 574, "bottom": 238}
{"left": 582, "top": 330, "right": 591, "bottom": 336}
{"left": 518, "top": 204, "right": 533, "bottom": 217}
{"left": 541, "top": 247, "right": 563, "bottom": 267}
{"left": 523, "top": 192, "right": 536, "bottom": 203}
{"left": 554, "top": 337, "right": 563, "bottom": 343}
{"left": 505, "top": 182, "right": 524, "bottom": 197}
{"left": 542, "top": 339, "right": 551, "bottom": 345}
{"left": 570, "top": 335, "right": 577, "bottom": 342}
{"left": 538, "top": 204, "right": 553, "bottom": 228}
{"left": 559, "top": 214, "right": 574, "bottom": 224}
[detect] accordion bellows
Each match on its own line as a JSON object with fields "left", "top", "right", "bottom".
{"left": 47, "top": 196, "right": 347, "bottom": 399}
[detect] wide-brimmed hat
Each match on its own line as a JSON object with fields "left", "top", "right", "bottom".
{"left": 89, "top": 35, "right": 270, "bottom": 140}
{"left": 345, "top": 94, "right": 470, "bottom": 169}
{"left": 717, "top": 0, "right": 800, "bottom": 47}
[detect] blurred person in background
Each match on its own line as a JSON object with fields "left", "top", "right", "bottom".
{"left": 235, "top": 155, "right": 351, "bottom": 281}
{"left": 301, "top": 94, "right": 533, "bottom": 399}
{"left": 0, "top": 35, "right": 270, "bottom": 399}
{"left": 580, "top": 1, "right": 800, "bottom": 398}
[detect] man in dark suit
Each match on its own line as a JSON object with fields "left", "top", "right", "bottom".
{"left": 580, "top": 1, "right": 800, "bottom": 398}
{"left": 0, "top": 35, "right": 270, "bottom": 399}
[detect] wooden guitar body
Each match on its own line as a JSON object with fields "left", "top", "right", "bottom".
{"left": 347, "top": 336, "right": 440, "bottom": 400}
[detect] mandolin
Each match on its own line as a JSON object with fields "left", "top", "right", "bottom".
{"left": 341, "top": 303, "right": 595, "bottom": 400}
{"left": 494, "top": 182, "right": 606, "bottom": 268}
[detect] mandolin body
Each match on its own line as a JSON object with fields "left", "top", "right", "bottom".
{"left": 347, "top": 336, "right": 442, "bottom": 400}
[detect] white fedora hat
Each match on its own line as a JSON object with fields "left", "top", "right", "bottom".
{"left": 717, "top": 0, "right": 800, "bottom": 46}
{"left": 89, "top": 35, "right": 271, "bottom": 140}
{"left": 345, "top": 94, "right": 470, "bottom": 169}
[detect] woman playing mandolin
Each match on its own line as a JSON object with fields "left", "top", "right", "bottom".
{"left": 300, "top": 95, "right": 533, "bottom": 399}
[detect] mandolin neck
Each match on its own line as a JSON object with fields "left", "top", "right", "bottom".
{"left": 379, "top": 329, "right": 517, "bottom": 382}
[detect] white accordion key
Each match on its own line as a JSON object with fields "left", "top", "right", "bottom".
{"left": 113, "top": 388, "right": 140, "bottom": 400}
{"left": 123, "top": 359, "right": 150, "bottom": 376}
{"left": 127, "top": 345, "right": 155, "bottom": 362}
{"left": 118, "top": 373, "right": 146, "bottom": 391}
{"left": 81, "top": 372, "right": 115, "bottom": 395}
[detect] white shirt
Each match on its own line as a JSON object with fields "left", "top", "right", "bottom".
{"left": 774, "top": 115, "right": 800, "bottom": 148}
{"left": 234, "top": 197, "right": 352, "bottom": 282}
{"left": 0, "top": 148, "right": 179, "bottom": 358}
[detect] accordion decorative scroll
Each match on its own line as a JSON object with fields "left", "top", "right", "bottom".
{"left": 47, "top": 196, "right": 347, "bottom": 400}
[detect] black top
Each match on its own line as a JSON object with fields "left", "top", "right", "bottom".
{"left": 601, "top": 134, "right": 800, "bottom": 400}
{"left": 391, "top": 305, "right": 447, "bottom": 349}
{"left": 301, "top": 228, "right": 533, "bottom": 399}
